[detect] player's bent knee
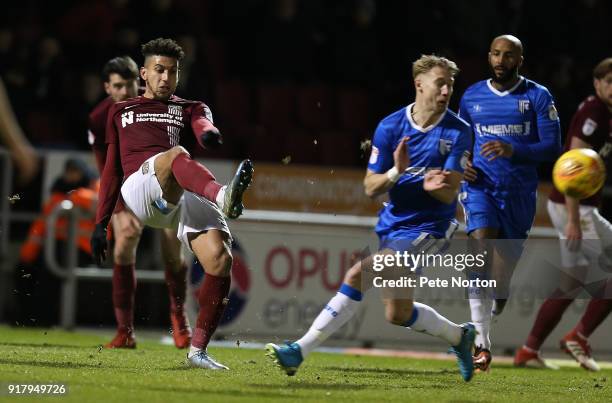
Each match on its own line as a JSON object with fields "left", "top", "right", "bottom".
{"left": 167, "top": 146, "right": 190, "bottom": 162}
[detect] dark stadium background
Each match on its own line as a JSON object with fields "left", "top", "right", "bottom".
{"left": 1, "top": 0, "right": 611, "bottom": 329}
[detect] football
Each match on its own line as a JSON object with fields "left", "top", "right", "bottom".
{"left": 552, "top": 148, "right": 606, "bottom": 199}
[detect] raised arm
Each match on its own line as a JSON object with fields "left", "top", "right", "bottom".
{"left": 364, "top": 136, "right": 410, "bottom": 198}
{"left": 191, "top": 102, "right": 223, "bottom": 149}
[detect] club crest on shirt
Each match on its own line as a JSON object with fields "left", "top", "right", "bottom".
{"left": 582, "top": 118, "right": 598, "bottom": 136}
{"left": 518, "top": 100, "right": 530, "bottom": 114}
{"left": 438, "top": 139, "right": 453, "bottom": 155}
{"left": 121, "top": 111, "right": 134, "bottom": 127}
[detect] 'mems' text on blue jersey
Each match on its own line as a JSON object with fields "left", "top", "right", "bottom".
{"left": 459, "top": 77, "right": 561, "bottom": 194}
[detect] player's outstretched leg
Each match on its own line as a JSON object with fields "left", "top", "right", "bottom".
{"left": 105, "top": 211, "right": 143, "bottom": 349}
{"left": 186, "top": 230, "right": 232, "bottom": 370}
{"left": 161, "top": 229, "right": 191, "bottom": 349}
{"left": 266, "top": 257, "right": 370, "bottom": 376}
{"left": 266, "top": 283, "right": 363, "bottom": 376}
{"left": 386, "top": 300, "right": 475, "bottom": 382}
{"left": 154, "top": 147, "right": 254, "bottom": 219}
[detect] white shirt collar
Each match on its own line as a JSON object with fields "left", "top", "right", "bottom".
{"left": 486, "top": 76, "right": 524, "bottom": 97}
{"left": 405, "top": 103, "right": 446, "bottom": 133}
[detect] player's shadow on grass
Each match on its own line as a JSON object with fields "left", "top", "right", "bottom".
{"left": 0, "top": 342, "right": 91, "bottom": 349}
{"left": 0, "top": 358, "right": 115, "bottom": 370}
{"left": 248, "top": 382, "right": 370, "bottom": 391}
{"left": 129, "top": 384, "right": 291, "bottom": 400}
{"left": 322, "top": 365, "right": 455, "bottom": 378}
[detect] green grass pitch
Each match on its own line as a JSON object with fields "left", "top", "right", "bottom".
{"left": 0, "top": 326, "right": 610, "bottom": 402}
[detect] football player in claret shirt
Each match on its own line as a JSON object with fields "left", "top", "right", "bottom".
{"left": 266, "top": 55, "right": 477, "bottom": 382}
{"left": 515, "top": 57, "right": 612, "bottom": 371}
{"left": 91, "top": 38, "right": 253, "bottom": 369}
{"left": 459, "top": 35, "right": 562, "bottom": 372}
{"left": 89, "top": 56, "right": 193, "bottom": 350}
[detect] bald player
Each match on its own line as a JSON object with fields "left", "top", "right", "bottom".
{"left": 458, "top": 35, "right": 561, "bottom": 371}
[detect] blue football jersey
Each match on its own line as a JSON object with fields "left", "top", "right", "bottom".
{"left": 368, "top": 104, "right": 471, "bottom": 238}
{"left": 459, "top": 77, "right": 561, "bottom": 194}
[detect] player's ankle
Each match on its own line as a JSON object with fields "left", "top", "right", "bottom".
{"left": 215, "top": 186, "right": 226, "bottom": 209}
{"left": 188, "top": 345, "right": 203, "bottom": 358}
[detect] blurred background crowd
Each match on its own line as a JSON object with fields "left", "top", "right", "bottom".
{"left": 2, "top": 0, "right": 610, "bottom": 165}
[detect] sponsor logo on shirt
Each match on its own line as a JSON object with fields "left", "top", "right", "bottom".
{"left": 582, "top": 118, "right": 598, "bottom": 136}
{"left": 121, "top": 109, "right": 185, "bottom": 128}
{"left": 474, "top": 122, "right": 531, "bottom": 136}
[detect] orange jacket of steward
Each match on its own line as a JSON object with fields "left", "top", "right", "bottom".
{"left": 19, "top": 184, "right": 98, "bottom": 264}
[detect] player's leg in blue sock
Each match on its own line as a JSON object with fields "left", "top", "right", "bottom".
{"left": 266, "top": 255, "right": 372, "bottom": 375}
{"left": 385, "top": 299, "right": 475, "bottom": 381}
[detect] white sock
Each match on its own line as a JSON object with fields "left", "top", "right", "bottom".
{"left": 406, "top": 302, "right": 462, "bottom": 345}
{"left": 296, "top": 285, "right": 362, "bottom": 357}
{"left": 215, "top": 185, "right": 226, "bottom": 208}
{"left": 188, "top": 345, "right": 202, "bottom": 358}
{"left": 468, "top": 287, "right": 493, "bottom": 350}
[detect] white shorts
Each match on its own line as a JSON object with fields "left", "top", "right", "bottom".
{"left": 121, "top": 153, "right": 231, "bottom": 249}
{"left": 547, "top": 199, "right": 612, "bottom": 271}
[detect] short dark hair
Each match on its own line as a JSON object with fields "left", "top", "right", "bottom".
{"left": 141, "top": 38, "right": 185, "bottom": 62}
{"left": 102, "top": 56, "right": 139, "bottom": 82}
{"left": 593, "top": 58, "right": 612, "bottom": 79}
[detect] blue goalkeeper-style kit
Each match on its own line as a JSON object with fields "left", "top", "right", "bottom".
{"left": 459, "top": 77, "right": 561, "bottom": 239}
{"left": 367, "top": 103, "right": 471, "bottom": 250}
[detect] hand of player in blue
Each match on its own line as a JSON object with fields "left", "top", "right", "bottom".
{"left": 423, "top": 169, "right": 451, "bottom": 191}
{"left": 480, "top": 140, "right": 513, "bottom": 161}
{"left": 463, "top": 159, "right": 477, "bottom": 182}
{"left": 393, "top": 136, "right": 410, "bottom": 172}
